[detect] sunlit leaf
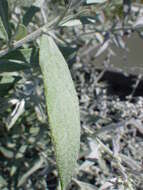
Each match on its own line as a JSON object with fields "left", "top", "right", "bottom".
{"left": 39, "top": 35, "right": 80, "bottom": 190}
{"left": 96, "top": 39, "right": 110, "bottom": 57}
{"left": 61, "top": 19, "right": 82, "bottom": 27}
{"left": 86, "top": 0, "right": 107, "bottom": 4}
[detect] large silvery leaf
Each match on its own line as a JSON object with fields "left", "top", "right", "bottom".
{"left": 39, "top": 35, "right": 80, "bottom": 190}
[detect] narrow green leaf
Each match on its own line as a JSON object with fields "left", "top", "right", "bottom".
{"left": 0, "top": 146, "right": 14, "bottom": 159}
{"left": 17, "top": 156, "right": 44, "bottom": 187}
{"left": 0, "top": 75, "right": 20, "bottom": 96}
{"left": 2, "top": 48, "right": 36, "bottom": 64}
{"left": 0, "top": 48, "right": 35, "bottom": 72}
{"left": 0, "top": 17, "right": 8, "bottom": 41}
{"left": 13, "top": 24, "right": 27, "bottom": 41}
{"left": 0, "top": 60, "right": 30, "bottom": 72}
{"left": 0, "top": 0, "right": 10, "bottom": 39}
{"left": 39, "top": 35, "right": 80, "bottom": 190}
{"left": 85, "top": 0, "right": 107, "bottom": 4}
{"left": 0, "top": 75, "right": 15, "bottom": 84}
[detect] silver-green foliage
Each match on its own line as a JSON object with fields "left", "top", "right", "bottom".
{"left": 39, "top": 35, "right": 80, "bottom": 190}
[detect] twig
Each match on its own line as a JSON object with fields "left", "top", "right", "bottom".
{"left": 127, "top": 74, "right": 142, "bottom": 101}
{"left": 0, "top": 27, "right": 42, "bottom": 57}
{"left": 0, "top": 6, "right": 70, "bottom": 58}
{"left": 17, "top": 156, "right": 45, "bottom": 187}
{"left": 96, "top": 137, "right": 128, "bottom": 179}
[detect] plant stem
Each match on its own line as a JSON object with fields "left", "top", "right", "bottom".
{"left": 0, "top": 7, "right": 69, "bottom": 58}
{"left": 0, "top": 27, "right": 42, "bottom": 57}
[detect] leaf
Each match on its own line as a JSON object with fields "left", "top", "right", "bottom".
{"left": 0, "top": 146, "right": 14, "bottom": 159}
{"left": 23, "top": 6, "right": 40, "bottom": 26}
{"left": 2, "top": 48, "right": 37, "bottom": 64}
{"left": 13, "top": 24, "right": 27, "bottom": 41}
{"left": 39, "top": 35, "right": 80, "bottom": 190}
{"left": 0, "top": 60, "right": 30, "bottom": 72}
{"left": 0, "top": 48, "right": 35, "bottom": 72}
{"left": 96, "top": 39, "right": 110, "bottom": 57}
{"left": 0, "top": 0, "right": 10, "bottom": 39}
{"left": 85, "top": 0, "right": 107, "bottom": 4}
{"left": 61, "top": 19, "right": 82, "bottom": 27}
{"left": 78, "top": 15, "right": 97, "bottom": 25}
{"left": 0, "top": 17, "right": 8, "bottom": 41}
{"left": 0, "top": 75, "right": 15, "bottom": 84}
{"left": 0, "top": 175, "right": 7, "bottom": 188}
{"left": 6, "top": 99, "right": 25, "bottom": 130}
{"left": 0, "top": 76, "right": 20, "bottom": 96}
{"left": 17, "top": 156, "right": 44, "bottom": 187}
{"left": 133, "top": 16, "right": 143, "bottom": 29}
